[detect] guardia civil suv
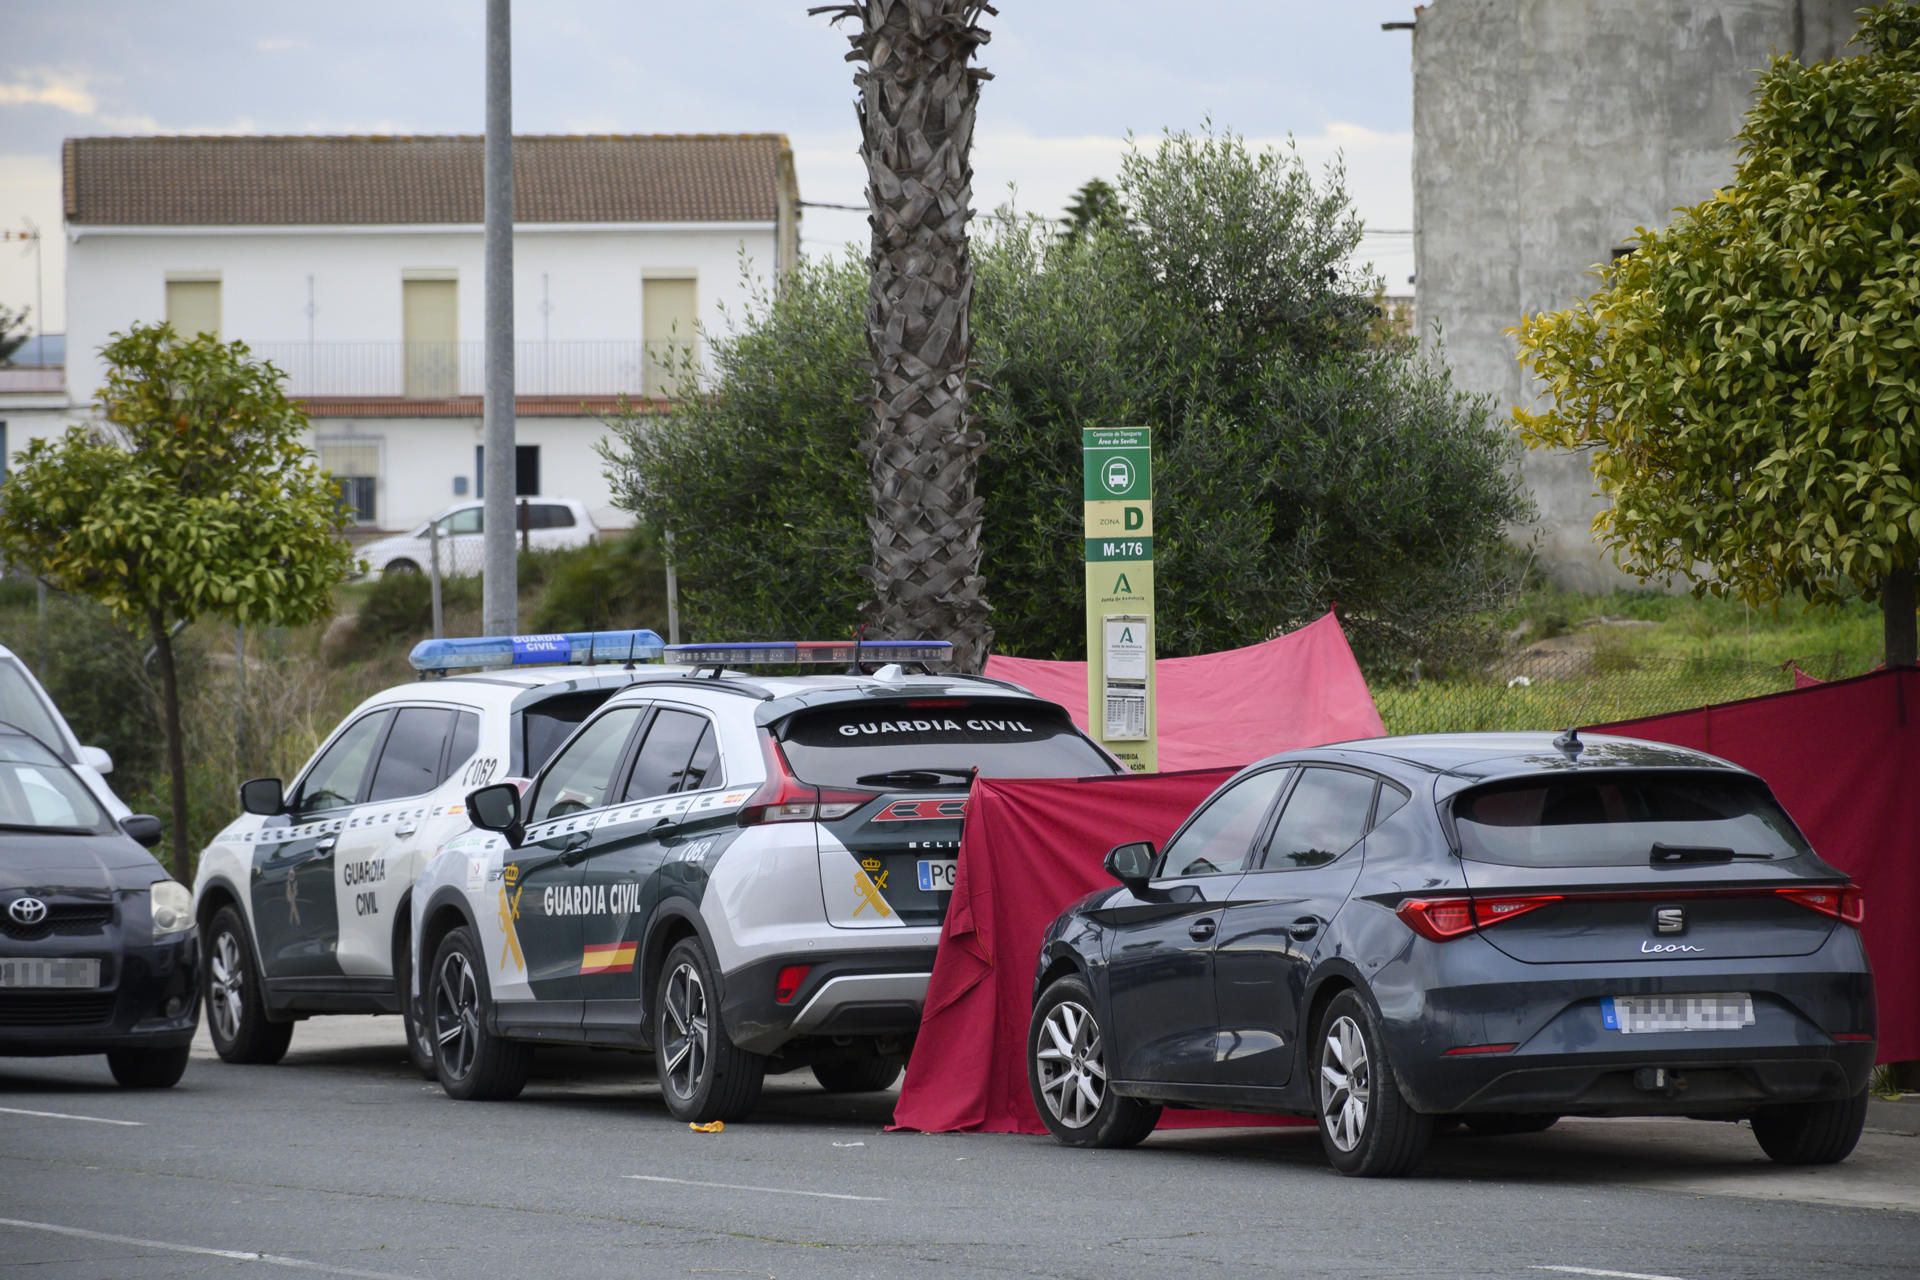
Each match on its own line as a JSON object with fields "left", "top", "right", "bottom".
{"left": 412, "top": 640, "right": 1123, "bottom": 1121}
{"left": 189, "top": 631, "right": 663, "bottom": 1071}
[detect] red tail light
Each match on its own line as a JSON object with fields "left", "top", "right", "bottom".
{"left": 737, "top": 732, "right": 876, "bottom": 826}
{"left": 1776, "top": 884, "right": 1864, "bottom": 926}
{"left": 774, "top": 964, "right": 811, "bottom": 1004}
{"left": 1396, "top": 894, "right": 1562, "bottom": 942}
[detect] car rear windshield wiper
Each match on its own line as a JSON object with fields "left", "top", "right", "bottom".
{"left": 1650, "top": 842, "right": 1776, "bottom": 865}
{"left": 855, "top": 767, "right": 977, "bottom": 788}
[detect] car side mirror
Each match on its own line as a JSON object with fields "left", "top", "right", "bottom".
{"left": 119, "top": 814, "right": 163, "bottom": 848}
{"left": 80, "top": 745, "right": 114, "bottom": 775}
{"left": 1103, "top": 840, "right": 1156, "bottom": 889}
{"left": 467, "top": 782, "right": 525, "bottom": 848}
{"left": 239, "top": 777, "right": 284, "bottom": 816}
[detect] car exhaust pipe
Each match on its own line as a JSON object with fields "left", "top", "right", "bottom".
{"left": 1634, "top": 1067, "right": 1689, "bottom": 1097}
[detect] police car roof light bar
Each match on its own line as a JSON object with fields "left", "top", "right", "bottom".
{"left": 408, "top": 630, "right": 666, "bottom": 674}
{"left": 664, "top": 640, "right": 952, "bottom": 669}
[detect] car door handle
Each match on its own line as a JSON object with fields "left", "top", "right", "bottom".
{"left": 558, "top": 831, "right": 593, "bottom": 864}
{"left": 395, "top": 824, "right": 417, "bottom": 839}
{"left": 1288, "top": 916, "right": 1320, "bottom": 941}
{"left": 1188, "top": 917, "right": 1217, "bottom": 941}
{"left": 315, "top": 834, "right": 338, "bottom": 853}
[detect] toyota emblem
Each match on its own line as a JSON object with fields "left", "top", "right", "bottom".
{"left": 8, "top": 896, "right": 49, "bottom": 926}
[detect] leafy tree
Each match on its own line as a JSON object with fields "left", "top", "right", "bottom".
{"left": 604, "top": 128, "right": 1529, "bottom": 670}
{"left": 814, "top": 0, "right": 996, "bottom": 672}
{"left": 1060, "top": 177, "right": 1123, "bottom": 244}
{"left": 0, "top": 304, "right": 29, "bottom": 364}
{"left": 0, "top": 323, "right": 356, "bottom": 871}
{"left": 1511, "top": 3, "right": 1920, "bottom": 663}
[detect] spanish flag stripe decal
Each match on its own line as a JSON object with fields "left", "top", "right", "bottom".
{"left": 579, "top": 942, "right": 638, "bottom": 974}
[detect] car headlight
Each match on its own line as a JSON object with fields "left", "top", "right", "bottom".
{"left": 149, "top": 880, "right": 193, "bottom": 938}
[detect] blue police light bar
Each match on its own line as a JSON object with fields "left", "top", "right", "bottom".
{"left": 408, "top": 630, "right": 665, "bottom": 672}
{"left": 665, "top": 640, "right": 953, "bottom": 667}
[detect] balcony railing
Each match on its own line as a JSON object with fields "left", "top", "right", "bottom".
{"left": 0, "top": 365, "right": 63, "bottom": 393}
{"left": 246, "top": 340, "right": 692, "bottom": 399}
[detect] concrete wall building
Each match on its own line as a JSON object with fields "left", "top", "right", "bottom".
{"left": 0, "top": 133, "right": 801, "bottom": 534}
{"left": 1410, "top": 0, "right": 1863, "bottom": 590}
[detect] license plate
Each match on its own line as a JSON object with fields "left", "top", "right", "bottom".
{"left": 916, "top": 859, "right": 958, "bottom": 892}
{"left": 0, "top": 958, "right": 101, "bottom": 989}
{"left": 1602, "top": 993, "right": 1754, "bottom": 1034}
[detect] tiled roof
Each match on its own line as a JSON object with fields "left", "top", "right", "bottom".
{"left": 64, "top": 134, "right": 795, "bottom": 226}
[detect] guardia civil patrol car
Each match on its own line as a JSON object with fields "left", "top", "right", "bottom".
{"left": 412, "top": 639, "right": 1123, "bottom": 1121}
{"left": 189, "top": 630, "right": 666, "bottom": 1072}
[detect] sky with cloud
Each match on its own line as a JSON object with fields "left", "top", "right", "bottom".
{"left": 0, "top": 1, "right": 1418, "bottom": 336}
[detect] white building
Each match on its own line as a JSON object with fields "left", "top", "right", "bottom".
{"left": 0, "top": 133, "right": 801, "bottom": 532}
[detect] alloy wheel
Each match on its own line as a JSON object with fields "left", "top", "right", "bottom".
{"left": 208, "top": 930, "right": 244, "bottom": 1042}
{"left": 660, "top": 961, "right": 710, "bottom": 1101}
{"left": 435, "top": 949, "right": 480, "bottom": 1083}
{"left": 1319, "top": 1013, "right": 1371, "bottom": 1152}
{"left": 1035, "top": 999, "right": 1107, "bottom": 1128}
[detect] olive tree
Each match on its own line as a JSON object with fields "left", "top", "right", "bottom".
{"left": 0, "top": 323, "right": 356, "bottom": 871}
{"left": 604, "top": 128, "right": 1529, "bottom": 670}
{"left": 1512, "top": 3, "right": 1920, "bottom": 662}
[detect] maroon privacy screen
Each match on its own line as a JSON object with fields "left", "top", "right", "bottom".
{"left": 892, "top": 769, "right": 1308, "bottom": 1134}
{"left": 1604, "top": 668, "right": 1919, "bottom": 1063}
{"left": 984, "top": 611, "right": 1386, "bottom": 772}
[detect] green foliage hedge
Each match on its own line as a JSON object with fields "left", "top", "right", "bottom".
{"left": 603, "top": 128, "right": 1530, "bottom": 668}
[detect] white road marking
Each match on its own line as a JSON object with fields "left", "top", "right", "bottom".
{"left": 0, "top": 1217, "right": 424, "bottom": 1279}
{"left": 0, "top": 1105, "right": 143, "bottom": 1127}
{"left": 625, "top": 1174, "right": 888, "bottom": 1202}
{"left": 1533, "top": 1267, "right": 1699, "bottom": 1280}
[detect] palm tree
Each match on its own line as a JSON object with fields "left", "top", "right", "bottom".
{"left": 813, "top": 0, "right": 996, "bottom": 672}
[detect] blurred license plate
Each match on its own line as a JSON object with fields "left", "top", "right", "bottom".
{"left": 0, "top": 958, "right": 100, "bottom": 989}
{"left": 916, "top": 859, "right": 958, "bottom": 892}
{"left": 1602, "top": 994, "right": 1753, "bottom": 1033}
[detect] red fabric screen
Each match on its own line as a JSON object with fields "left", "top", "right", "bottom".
{"left": 983, "top": 611, "right": 1385, "bottom": 771}
{"left": 1601, "top": 669, "right": 1919, "bottom": 1063}
{"left": 892, "top": 770, "right": 1309, "bottom": 1134}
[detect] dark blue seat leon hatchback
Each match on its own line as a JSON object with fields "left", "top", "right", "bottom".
{"left": 1027, "top": 731, "right": 1875, "bottom": 1176}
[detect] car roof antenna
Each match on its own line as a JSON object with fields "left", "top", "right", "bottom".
{"left": 1553, "top": 726, "right": 1584, "bottom": 760}
{"left": 849, "top": 622, "right": 867, "bottom": 676}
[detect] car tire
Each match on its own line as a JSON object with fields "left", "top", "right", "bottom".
{"left": 384, "top": 559, "right": 420, "bottom": 575}
{"left": 1313, "top": 988, "right": 1432, "bottom": 1177}
{"left": 655, "top": 937, "right": 764, "bottom": 1123}
{"left": 1751, "top": 1089, "right": 1869, "bottom": 1165}
{"left": 812, "top": 1054, "right": 902, "bottom": 1094}
{"left": 204, "top": 905, "right": 294, "bottom": 1065}
{"left": 430, "top": 926, "right": 531, "bottom": 1101}
{"left": 397, "top": 940, "right": 436, "bottom": 1080}
{"left": 106, "top": 1044, "right": 191, "bottom": 1089}
{"left": 1462, "top": 1112, "right": 1559, "bottom": 1136}
{"left": 1027, "top": 974, "right": 1161, "bottom": 1148}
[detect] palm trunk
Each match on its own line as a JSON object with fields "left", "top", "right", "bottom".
{"left": 149, "top": 613, "right": 190, "bottom": 878}
{"left": 816, "top": 0, "right": 996, "bottom": 672}
{"left": 1886, "top": 563, "right": 1917, "bottom": 668}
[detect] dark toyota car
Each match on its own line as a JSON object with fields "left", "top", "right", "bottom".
{"left": 1027, "top": 732, "right": 1874, "bottom": 1176}
{"left": 0, "top": 724, "right": 199, "bottom": 1087}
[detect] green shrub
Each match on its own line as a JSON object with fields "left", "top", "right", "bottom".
{"left": 24, "top": 597, "right": 173, "bottom": 791}
{"left": 604, "top": 129, "right": 1531, "bottom": 666}
{"left": 352, "top": 571, "right": 481, "bottom": 650}
{"left": 527, "top": 531, "right": 670, "bottom": 635}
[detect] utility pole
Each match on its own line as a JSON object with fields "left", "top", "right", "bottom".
{"left": 481, "top": 0, "right": 518, "bottom": 636}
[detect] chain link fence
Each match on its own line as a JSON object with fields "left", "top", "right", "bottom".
{"left": 1373, "top": 646, "right": 1881, "bottom": 735}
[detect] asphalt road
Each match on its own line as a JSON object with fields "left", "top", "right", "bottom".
{"left": 4, "top": 1017, "right": 1918, "bottom": 1280}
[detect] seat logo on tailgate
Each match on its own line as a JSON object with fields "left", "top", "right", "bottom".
{"left": 875, "top": 799, "right": 968, "bottom": 822}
